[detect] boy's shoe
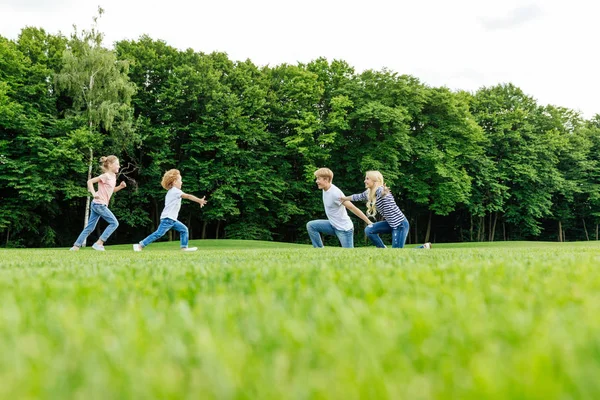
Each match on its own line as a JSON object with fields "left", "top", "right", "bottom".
{"left": 92, "top": 243, "right": 106, "bottom": 251}
{"left": 181, "top": 247, "right": 198, "bottom": 252}
{"left": 69, "top": 246, "right": 79, "bottom": 251}
{"left": 423, "top": 242, "right": 432, "bottom": 249}
{"left": 133, "top": 244, "right": 142, "bottom": 252}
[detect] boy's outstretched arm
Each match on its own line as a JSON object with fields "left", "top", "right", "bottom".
{"left": 342, "top": 200, "right": 372, "bottom": 226}
{"left": 182, "top": 193, "right": 208, "bottom": 208}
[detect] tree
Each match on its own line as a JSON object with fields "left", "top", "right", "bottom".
{"left": 55, "top": 7, "right": 136, "bottom": 243}
{"left": 470, "top": 84, "right": 562, "bottom": 239}
{"left": 404, "top": 87, "right": 484, "bottom": 243}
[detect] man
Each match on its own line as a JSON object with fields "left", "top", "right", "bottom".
{"left": 306, "top": 168, "right": 372, "bottom": 248}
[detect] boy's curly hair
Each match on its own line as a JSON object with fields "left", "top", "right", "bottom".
{"left": 161, "top": 169, "right": 181, "bottom": 190}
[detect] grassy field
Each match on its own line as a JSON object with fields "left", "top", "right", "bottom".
{"left": 1, "top": 240, "right": 600, "bottom": 399}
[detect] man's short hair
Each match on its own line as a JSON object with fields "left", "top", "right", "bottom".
{"left": 314, "top": 168, "right": 333, "bottom": 182}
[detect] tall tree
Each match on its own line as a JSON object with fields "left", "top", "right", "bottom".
{"left": 404, "top": 87, "right": 484, "bottom": 243}
{"left": 55, "top": 7, "right": 136, "bottom": 243}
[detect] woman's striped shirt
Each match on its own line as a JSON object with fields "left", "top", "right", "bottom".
{"left": 351, "top": 186, "right": 406, "bottom": 229}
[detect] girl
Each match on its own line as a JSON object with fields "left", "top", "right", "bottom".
{"left": 133, "top": 169, "right": 207, "bottom": 252}
{"left": 341, "top": 170, "right": 431, "bottom": 249}
{"left": 70, "top": 155, "right": 127, "bottom": 251}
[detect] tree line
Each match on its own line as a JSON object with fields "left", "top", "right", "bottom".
{"left": 2, "top": 16, "right": 600, "bottom": 248}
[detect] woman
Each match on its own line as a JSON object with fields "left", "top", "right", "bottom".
{"left": 341, "top": 170, "right": 431, "bottom": 249}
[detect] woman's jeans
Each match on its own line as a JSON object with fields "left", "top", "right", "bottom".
{"left": 74, "top": 203, "right": 119, "bottom": 247}
{"left": 365, "top": 219, "right": 410, "bottom": 248}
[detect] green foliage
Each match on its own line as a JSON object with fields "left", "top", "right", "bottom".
{"left": 2, "top": 21, "right": 600, "bottom": 247}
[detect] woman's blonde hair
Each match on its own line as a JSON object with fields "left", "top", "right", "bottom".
{"left": 161, "top": 169, "right": 181, "bottom": 190}
{"left": 365, "top": 170, "right": 390, "bottom": 217}
{"left": 99, "top": 155, "right": 119, "bottom": 173}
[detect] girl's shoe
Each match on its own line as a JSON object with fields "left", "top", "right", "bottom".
{"left": 92, "top": 243, "right": 106, "bottom": 251}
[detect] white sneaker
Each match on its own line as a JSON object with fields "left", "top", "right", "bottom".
{"left": 133, "top": 244, "right": 142, "bottom": 252}
{"left": 69, "top": 246, "right": 79, "bottom": 251}
{"left": 181, "top": 247, "right": 198, "bottom": 252}
{"left": 92, "top": 243, "right": 106, "bottom": 251}
{"left": 423, "top": 242, "right": 432, "bottom": 249}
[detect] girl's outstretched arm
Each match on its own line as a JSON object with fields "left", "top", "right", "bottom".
{"left": 114, "top": 181, "right": 127, "bottom": 193}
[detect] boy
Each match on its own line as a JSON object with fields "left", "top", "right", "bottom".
{"left": 133, "top": 169, "right": 207, "bottom": 252}
{"left": 306, "top": 168, "right": 372, "bottom": 248}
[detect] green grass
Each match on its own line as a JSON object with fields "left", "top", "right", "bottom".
{"left": 2, "top": 240, "right": 600, "bottom": 399}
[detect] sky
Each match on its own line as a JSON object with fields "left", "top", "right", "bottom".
{"left": 1, "top": 0, "right": 598, "bottom": 118}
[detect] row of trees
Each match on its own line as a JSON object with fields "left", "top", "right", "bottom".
{"left": 2, "top": 13, "right": 600, "bottom": 247}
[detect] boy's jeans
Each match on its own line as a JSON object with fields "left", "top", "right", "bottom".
{"left": 74, "top": 203, "right": 119, "bottom": 247}
{"left": 140, "top": 218, "right": 189, "bottom": 248}
{"left": 306, "top": 219, "right": 354, "bottom": 248}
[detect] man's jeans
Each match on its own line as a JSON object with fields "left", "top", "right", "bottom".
{"left": 140, "top": 218, "right": 189, "bottom": 248}
{"left": 306, "top": 219, "right": 354, "bottom": 248}
{"left": 74, "top": 203, "right": 119, "bottom": 247}
{"left": 365, "top": 219, "right": 410, "bottom": 248}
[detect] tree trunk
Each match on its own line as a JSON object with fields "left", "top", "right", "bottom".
{"left": 558, "top": 220, "right": 562, "bottom": 242}
{"left": 596, "top": 223, "right": 598, "bottom": 241}
{"left": 490, "top": 213, "right": 498, "bottom": 242}
{"left": 424, "top": 211, "right": 432, "bottom": 243}
{"left": 82, "top": 147, "right": 94, "bottom": 247}
{"left": 216, "top": 220, "right": 221, "bottom": 239}
{"left": 202, "top": 221, "right": 208, "bottom": 239}
{"left": 583, "top": 218, "right": 590, "bottom": 241}
{"left": 5, "top": 227, "right": 9, "bottom": 247}
{"left": 470, "top": 215, "right": 473, "bottom": 242}
{"left": 503, "top": 222, "right": 506, "bottom": 241}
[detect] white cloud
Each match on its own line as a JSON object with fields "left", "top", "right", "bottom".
{"left": 0, "top": 0, "right": 598, "bottom": 118}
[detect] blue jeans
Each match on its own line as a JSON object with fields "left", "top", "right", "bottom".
{"left": 365, "top": 219, "right": 410, "bottom": 248}
{"left": 140, "top": 218, "right": 189, "bottom": 248}
{"left": 74, "top": 203, "right": 119, "bottom": 247}
{"left": 306, "top": 219, "right": 354, "bottom": 248}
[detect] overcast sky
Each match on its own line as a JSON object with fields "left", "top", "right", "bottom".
{"left": 1, "top": 0, "right": 598, "bottom": 118}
